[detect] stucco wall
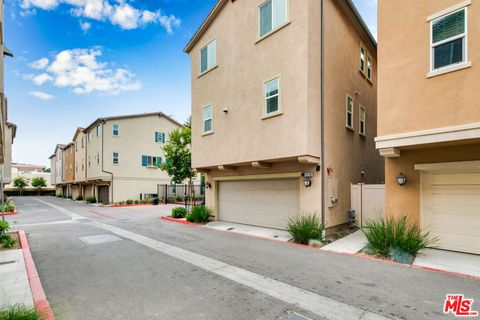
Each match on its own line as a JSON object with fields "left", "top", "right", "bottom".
{"left": 63, "top": 144, "right": 75, "bottom": 183}
{"left": 74, "top": 131, "right": 86, "bottom": 183}
{"left": 323, "top": 0, "right": 384, "bottom": 226}
{"left": 190, "top": 0, "right": 320, "bottom": 169}
{"left": 385, "top": 143, "right": 480, "bottom": 224}
{"left": 378, "top": 0, "right": 480, "bottom": 136}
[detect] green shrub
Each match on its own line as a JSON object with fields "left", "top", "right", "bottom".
{"left": 125, "top": 199, "right": 134, "bottom": 205}
{"left": 388, "top": 247, "right": 414, "bottom": 264}
{"left": 86, "top": 196, "right": 97, "bottom": 204}
{"left": 171, "top": 207, "right": 188, "bottom": 219}
{"left": 134, "top": 200, "right": 140, "bottom": 204}
{"left": 287, "top": 214, "right": 324, "bottom": 245}
{"left": 0, "top": 305, "right": 41, "bottom": 320}
{"left": 166, "top": 196, "right": 176, "bottom": 203}
{"left": 362, "top": 216, "right": 436, "bottom": 258}
{"left": 1, "top": 235, "right": 16, "bottom": 248}
{"left": 147, "top": 198, "right": 154, "bottom": 204}
{"left": 4, "top": 189, "right": 55, "bottom": 197}
{"left": 76, "top": 196, "right": 83, "bottom": 201}
{"left": 0, "top": 221, "right": 9, "bottom": 234}
{"left": 186, "top": 205, "right": 211, "bottom": 223}
{"left": 175, "top": 195, "right": 184, "bottom": 202}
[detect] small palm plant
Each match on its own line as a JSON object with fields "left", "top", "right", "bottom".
{"left": 287, "top": 214, "right": 324, "bottom": 245}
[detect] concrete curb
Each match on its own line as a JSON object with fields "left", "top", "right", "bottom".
{"left": 107, "top": 204, "right": 153, "bottom": 208}
{"left": 18, "top": 230, "right": 55, "bottom": 320}
{"left": 161, "top": 217, "right": 480, "bottom": 281}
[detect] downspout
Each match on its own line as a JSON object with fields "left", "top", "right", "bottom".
{"left": 320, "top": 0, "right": 326, "bottom": 227}
{"left": 101, "top": 121, "right": 114, "bottom": 203}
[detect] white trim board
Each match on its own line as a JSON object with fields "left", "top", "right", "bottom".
{"left": 414, "top": 160, "right": 480, "bottom": 172}
{"left": 427, "top": 0, "right": 471, "bottom": 21}
{"left": 375, "top": 122, "right": 480, "bottom": 150}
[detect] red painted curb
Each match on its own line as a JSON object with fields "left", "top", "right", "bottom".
{"left": 18, "top": 230, "right": 55, "bottom": 320}
{"left": 0, "top": 211, "right": 17, "bottom": 216}
{"left": 88, "top": 210, "right": 115, "bottom": 220}
{"left": 161, "top": 217, "right": 480, "bottom": 281}
{"left": 107, "top": 204, "right": 153, "bottom": 208}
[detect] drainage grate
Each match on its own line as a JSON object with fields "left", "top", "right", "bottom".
{"left": 277, "top": 311, "right": 313, "bottom": 320}
{"left": 78, "top": 234, "right": 122, "bottom": 245}
{"left": 227, "top": 227, "right": 235, "bottom": 231}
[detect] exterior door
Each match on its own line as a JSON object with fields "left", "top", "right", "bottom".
{"left": 98, "top": 185, "right": 110, "bottom": 204}
{"left": 218, "top": 178, "right": 300, "bottom": 230}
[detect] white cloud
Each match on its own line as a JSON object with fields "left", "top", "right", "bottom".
{"left": 29, "top": 57, "right": 49, "bottom": 69}
{"left": 80, "top": 20, "right": 91, "bottom": 32}
{"left": 25, "top": 48, "right": 141, "bottom": 96}
{"left": 30, "top": 91, "right": 55, "bottom": 100}
{"left": 19, "top": 0, "right": 181, "bottom": 32}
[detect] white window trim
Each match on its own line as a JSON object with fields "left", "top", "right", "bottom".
{"left": 359, "top": 43, "right": 366, "bottom": 75}
{"left": 345, "top": 94, "right": 354, "bottom": 130}
{"left": 202, "top": 104, "right": 214, "bottom": 135}
{"left": 112, "top": 152, "right": 119, "bottom": 165}
{"left": 199, "top": 39, "right": 217, "bottom": 76}
{"left": 96, "top": 124, "right": 102, "bottom": 137}
{"left": 359, "top": 105, "right": 366, "bottom": 136}
{"left": 366, "top": 56, "right": 373, "bottom": 81}
{"left": 112, "top": 124, "right": 119, "bottom": 137}
{"left": 428, "top": 6, "right": 470, "bottom": 76}
{"left": 257, "top": 0, "right": 290, "bottom": 41}
{"left": 263, "top": 76, "right": 282, "bottom": 119}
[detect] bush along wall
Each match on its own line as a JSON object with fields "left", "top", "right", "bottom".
{"left": 4, "top": 189, "right": 56, "bottom": 197}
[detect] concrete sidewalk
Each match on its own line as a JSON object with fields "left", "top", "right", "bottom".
{"left": 205, "top": 221, "right": 292, "bottom": 242}
{"left": 414, "top": 249, "right": 480, "bottom": 278}
{"left": 0, "top": 249, "right": 34, "bottom": 308}
{"left": 321, "top": 230, "right": 366, "bottom": 254}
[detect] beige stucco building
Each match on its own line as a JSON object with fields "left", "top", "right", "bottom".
{"left": 186, "top": 0, "right": 383, "bottom": 230}
{"left": 376, "top": 0, "right": 480, "bottom": 254}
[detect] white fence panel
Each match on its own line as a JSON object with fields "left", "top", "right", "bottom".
{"left": 351, "top": 183, "right": 385, "bottom": 227}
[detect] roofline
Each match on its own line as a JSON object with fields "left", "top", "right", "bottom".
{"left": 344, "top": 0, "right": 377, "bottom": 49}
{"left": 5, "top": 121, "right": 17, "bottom": 139}
{"left": 72, "top": 127, "right": 85, "bottom": 141}
{"left": 184, "top": 0, "right": 226, "bottom": 53}
{"left": 83, "top": 112, "right": 183, "bottom": 132}
{"left": 183, "top": 0, "right": 376, "bottom": 53}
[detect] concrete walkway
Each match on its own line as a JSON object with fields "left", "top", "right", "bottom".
{"left": 321, "top": 230, "right": 367, "bottom": 254}
{"left": 205, "top": 221, "right": 292, "bottom": 242}
{"left": 0, "top": 249, "right": 34, "bottom": 308}
{"left": 413, "top": 248, "right": 480, "bottom": 278}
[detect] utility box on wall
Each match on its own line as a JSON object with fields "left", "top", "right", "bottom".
{"left": 327, "top": 177, "right": 338, "bottom": 208}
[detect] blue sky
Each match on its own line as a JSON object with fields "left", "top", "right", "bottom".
{"left": 5, "top": 0, "right": 376, "bottom": 167}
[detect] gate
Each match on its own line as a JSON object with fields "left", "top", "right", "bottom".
{"left": 157, "top": 184, "right": 205, "bottom": 205}
{"left": 351, "top": 183, "right": 385, "bottom": 227}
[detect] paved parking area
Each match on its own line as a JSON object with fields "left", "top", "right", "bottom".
{"left": 5, "top": 196, "right": 480, "bottom": 320}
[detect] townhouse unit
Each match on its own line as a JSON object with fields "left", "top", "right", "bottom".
{"left": 50, "top": 144, "right": 66, "bottom": 195}
{"left": 185, "top": 0, "right": 384, "bottom": 230}
{"left": 50, "top": 112, "right": 185, "bottom": 203}
{"left": 376, "top": 0, "right": 480, "bottom": 254}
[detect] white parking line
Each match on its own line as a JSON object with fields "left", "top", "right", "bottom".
{"left": 35, "top": 199, "right": 390, "bottom": 320}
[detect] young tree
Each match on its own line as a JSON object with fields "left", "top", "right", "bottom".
{"left": 31, "top": 177, "right": 47, "bottom": 195}
{"left": 13, "top": 177, "right": 29, "bottom": 196}
{"left": 162, "top": 126, "right": 196, "bottom": 208}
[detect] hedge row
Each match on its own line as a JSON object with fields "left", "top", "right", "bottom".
{"left": 4, "top": 189, "right": 56, "bottom": 197}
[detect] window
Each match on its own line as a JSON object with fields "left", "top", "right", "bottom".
{"left": 359, "top": 106, "right": 366, "bottom": 136}
{"left": 264, "top": 78, "right": 280, "bottom": 115}
{"left": 96, "top": 124, "right": 102, "bottom": 137}
{"left": 88, "top": 156, "right": 91, "bottom": 167}
{"left": 367, "top": 56, "right": 372, "bottom": 81}
{"left": 259, "top": 0, "right": 287, "bottom": 37}
{"left": 155, "top": 132, "right": 165, "bottom": 143}
{"left": 141, "top": 155, "right": 162, "bottom": 167}
{"left": 97, "top": 153, "right": 100, "bottom": 164}
{"left": 203, "top": 105, "right": 213, "bottom": 133}
{"left": 113, "top": 152, "right": 119, "bottom": 164}
{"left": 88, "top": 132, "right": 92, "bottom": 142}
{"left": 82, "top": 136, "right": 85, "bottom": 148}
{"left": 431, "top": 9, "right": 467, "bottom": 71}
{"left": 346, "top": 95, "right": 354, "bottom": 129}
{"left": 75, "top": 141, "right": 78, "bottom": 151}
{"left": 112, "top": 124, "right": 119, "bottom": 136}
{"left": 359, "top": 45, "right": 366, "bottom": 74}
{"left": 200, "top": 40, "right": 216, "bottom": 74}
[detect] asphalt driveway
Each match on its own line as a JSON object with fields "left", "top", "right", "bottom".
{"left": 6, "top": 196, "right": 480, "bottom": 320}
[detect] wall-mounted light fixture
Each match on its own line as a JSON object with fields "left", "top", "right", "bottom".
{"left": 205, "top": 182, "right": 212, "bottom": 189}
{"left": 302, "top": 172, "right": 314, "bottom": 188}
{"left": 396, "top": 172, "right": 407, "bottom": 186}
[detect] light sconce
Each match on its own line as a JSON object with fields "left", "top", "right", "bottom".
{"left": 302, "top": 172, "right": 314, "bottom": 188}
{"left": 205, "top": 182, "right": 212, "bottom": 189}
{"left": 396, "top": 172, "right": 407, "bottom": 186}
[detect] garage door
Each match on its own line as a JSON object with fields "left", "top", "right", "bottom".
{"left": 218, "top": 178, "right": 300, "bottom": 230}
{"left": 422, "top": 171, "right": 480, "bottom": 254}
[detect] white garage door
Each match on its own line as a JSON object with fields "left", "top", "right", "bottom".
{"left": 422, "top": 171, "right": 480, "bottom": 254}
{"left": 218, "top": 178, "right": 300, "bottom": 230}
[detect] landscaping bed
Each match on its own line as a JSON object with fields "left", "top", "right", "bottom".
{"left": 0, "top": 230, "right": 20, "bottom": 251}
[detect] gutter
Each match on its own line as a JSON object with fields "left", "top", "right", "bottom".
{"left": 101, "top": 121, "right": 114, "bottom": 203}
{"left": 320, "top": 0, "right": 326, "bottom": 227}
{"left": 344, "top": 0, "right": 377, "bottom": 49}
